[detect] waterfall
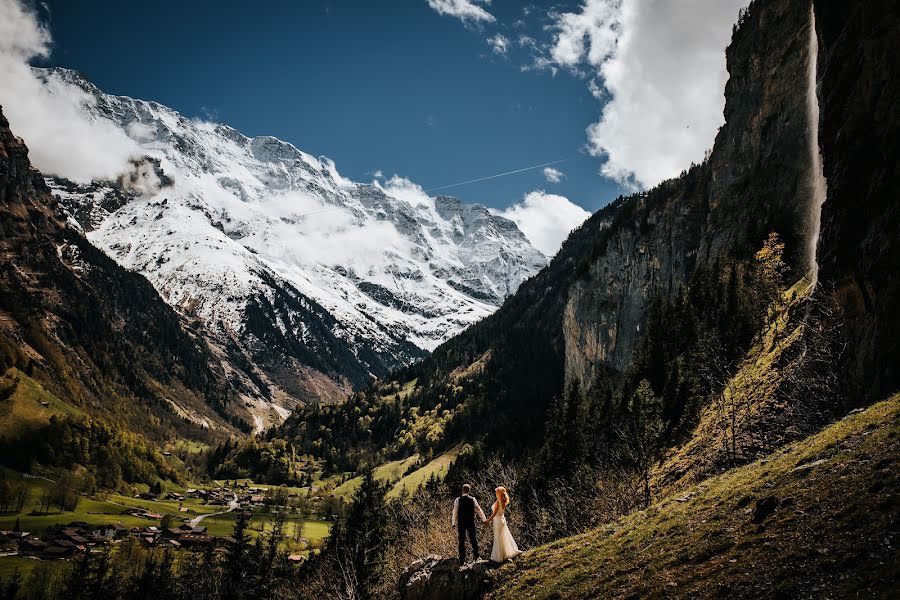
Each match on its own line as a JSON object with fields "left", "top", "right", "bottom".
{"left": 807, "top": 2, "right": 828, "bottom": 284}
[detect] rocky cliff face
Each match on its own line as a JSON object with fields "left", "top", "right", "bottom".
{"left": 814, "top": 0, "right": 900, "bottom": 401}
{"left": 564, "top": 0, "right": 820, "bottom": 386}
{"left": 0, "top": 105, "right": 238, "bottom": 438}
{"left": 389, "top": 0, "right": 898, "bottom": 459}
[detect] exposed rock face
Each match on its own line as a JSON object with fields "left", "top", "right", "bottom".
{"left": 0, "top": 106, "right": 237, "bottom": 436}
{"left": 814, "top": 0, "right": 900, "bottom": 401}
{"left": 564, "top": 0, "right": 815, "bottom": 386}
{"left": 398, "top": 555, "right": 498, "bottom": 600}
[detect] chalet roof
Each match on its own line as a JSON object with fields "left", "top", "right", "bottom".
{"left": 1, "top": 531, "right": 31, "bottom": 539}
{"left": 178, "top": 534, "right": 213, "bottom": 543}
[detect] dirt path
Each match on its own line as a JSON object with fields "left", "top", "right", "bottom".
{"left": 188, "top": 499, "right": 240, "bottom": 527}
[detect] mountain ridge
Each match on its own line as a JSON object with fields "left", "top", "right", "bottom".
{"left": 0, "top": 103, "right": 240, "bottom": 440}
{"left": 37, "top": 67, "right": 551, "bottom": 428}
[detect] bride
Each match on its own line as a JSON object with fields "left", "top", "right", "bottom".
{"left": 483, "top": 486, "right": 521, "bottom": 562}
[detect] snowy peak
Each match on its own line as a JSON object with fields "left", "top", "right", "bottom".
{"left": 44, "top": 67, "right": 547, "bottom": 428}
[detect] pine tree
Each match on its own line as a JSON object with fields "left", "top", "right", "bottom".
{"left": 223, "top": 510, "right": 250, "bottom": 600}
{"left": 326, "top": 468, "right": 390, "bottom": 599}
{"left": 1, "top": 568, "right": 21, "bottom": 600}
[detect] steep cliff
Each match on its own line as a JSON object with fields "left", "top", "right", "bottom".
{"left": 349, "top": 0, "right": 897, "bottom": 459}
{"left": 0, "top": 105, "right": 239, "bottom": 439}
{"left": 814, "top": 0, "right": 900, "bottom": 401}
{"left": 564, "top": 0, "right": 815, "bottom": 384}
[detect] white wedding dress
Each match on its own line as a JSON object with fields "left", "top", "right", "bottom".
{"left": 490, "top": 501, "right": 521, "bottom": 562}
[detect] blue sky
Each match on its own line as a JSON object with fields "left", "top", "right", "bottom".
{"left": 37, "top": 0, "right": 625, "bottom": 213}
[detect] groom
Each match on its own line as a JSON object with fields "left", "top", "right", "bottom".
{"left": 451, "top": 483, "right": 486, "bottom": 563}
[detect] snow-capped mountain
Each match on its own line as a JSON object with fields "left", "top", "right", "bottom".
{"left": 42, "top": 68, "right": 547, "bottom": 429}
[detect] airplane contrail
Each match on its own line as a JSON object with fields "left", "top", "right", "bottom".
{"left": 424, "top": 158, "right": 570, "bottom": 193}
{"left": 290, "top": 158, "right": 571, "bottom": 218}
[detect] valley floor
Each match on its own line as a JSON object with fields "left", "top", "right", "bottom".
{"left": 488, "top": 397, "right": 900, "bottom": 599}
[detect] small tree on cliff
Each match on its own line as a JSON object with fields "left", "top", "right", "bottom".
{"left": 616, "top": 380, "right": 664, "bottom": 506}
{"left": 755, "top": 231, "right": 788, "bottom": 306}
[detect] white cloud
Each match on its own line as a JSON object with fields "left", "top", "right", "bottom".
{"left": 251, "top": 188, "right": 410, "bottom": 274}
{"left": 495, "top": 191, "right": 590, "bottom": 256}
{"left": 488, "top": 33, "right": 510, "bottom": 55}
{"left": 548, "top": 0, "right": 621, "bottom": 69}
{"left": 426, "top": 0, "right": 495, "bottom": 24}
{"left": 544, "top": 0, "right": 747, "bottom": 189}
{"left": 543, "top": 166, "right": 565, "bottom": 183}
{"left": 0, "top": 0, "right": 141, "bottom": 183}
{"left": 379, "top": 175, "right": 433, "bottom": 208}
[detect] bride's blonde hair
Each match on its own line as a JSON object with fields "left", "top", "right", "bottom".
{"left": 496, "top": 486, "right": 510, "bottom": 508}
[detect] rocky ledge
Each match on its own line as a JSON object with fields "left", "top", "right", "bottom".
{"left": 398, "top": 555, "right": 500, "bottom": 600}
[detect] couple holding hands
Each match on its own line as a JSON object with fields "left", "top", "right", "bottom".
{"left": 451, "top": 483, "right": 520, "bottom": 564}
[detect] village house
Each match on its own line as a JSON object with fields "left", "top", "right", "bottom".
{"left": 177, "top": 533, "right": 214, "bottom": 549}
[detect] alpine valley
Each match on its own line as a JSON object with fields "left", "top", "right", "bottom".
{"left": 0, "top": 0, "right": 897, "bottom": 599}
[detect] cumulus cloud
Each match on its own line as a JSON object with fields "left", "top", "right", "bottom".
{"left": 488, "top": 33, "right": 510, "bottom": 55}
{"left": 543, "top": 166, "right": 565, "bottom": 183}
{"left": 0, "top": 0, "right": 141, "bottom": 183}
{"left": 544, "top": 0, "right": 747, "bottom": 189}
{"left": 495, "top": 191, "right": 590, "bottom": 256}
{"left": 548, "top": 0, "right": 621, "bottom": 70}
{"left": 426, "top": 0, "right": 495, "bottom": 24}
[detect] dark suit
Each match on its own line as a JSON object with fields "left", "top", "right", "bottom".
{"left": 453, "top": 494, "right": 484, "bottom": 562}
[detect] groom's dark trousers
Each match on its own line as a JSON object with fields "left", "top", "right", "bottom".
{"left": 457, "top": 495, "right": 479, "bottom": 562}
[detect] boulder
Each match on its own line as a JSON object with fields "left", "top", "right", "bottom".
{"left": 398, "top": 555, "right": 498, "bottom": 600}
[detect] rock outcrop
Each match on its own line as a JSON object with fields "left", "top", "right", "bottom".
{"left": 398, "top": 555, "right": 498, "bottom": 600}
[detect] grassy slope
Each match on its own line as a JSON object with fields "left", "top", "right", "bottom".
{"left": 329, "top": 445, "right": 464, "bottom": 500}
{"left": 657, "top": 279, "right": 811, "bottom": 493}
{"left": 332, "top": 455, "right": 421, "bottom": 499}
{"left": 489, "top": 397, "right": 900, "bottom": 599}
{"left": 0, "top": 368, "right": 85, "bottom": 438}
{"left": 387, "top": 445, "right": 463, "bottom": 499}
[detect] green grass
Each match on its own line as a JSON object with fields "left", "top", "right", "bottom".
{"left": 104, "top": 492, "right": 211, "bottom": 517}
{"left": 195, "top": 510, "right": 330, "bottom": 545}
{"left": 332, "top": 455, "right": 421, "bottom": 499}
{"left": 0, "top": 368, "right": 84, "bottom": 438}
{"left": 169, "top": 439, "right": 209, "bottom": 454}
{"left": 0, "top": 555, "right": 40, "bottom": 582}
{"left": 489, "top": 397, "right": 900, "bottom": 599}
{"left": 388, "top": 444, "right": 463, "bottom": 499}
{"left": 657, "top": 277, "right": 812, "bottom": 493}
{"left": 0, "top": 472, "right": 158, "bottom": 533}
{"left": 0, "top": 468, "right": 331, "bottom": 558}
